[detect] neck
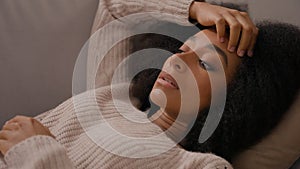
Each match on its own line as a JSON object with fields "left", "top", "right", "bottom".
{"left": 150, "top": 109, "right": 190, "bottom": 142}
{"left": 150, "top": 109, "right": 175, "bottom": 131}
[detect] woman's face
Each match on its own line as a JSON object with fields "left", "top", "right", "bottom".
{"left": 151, "top": 29, "right": 241, "bottom": 120}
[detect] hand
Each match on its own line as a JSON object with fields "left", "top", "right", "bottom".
{"left": 189, "top": 2, "right": 258, "bottom": 57}
{"left": 0, "top": 115, "right": 54, "bottom": 155}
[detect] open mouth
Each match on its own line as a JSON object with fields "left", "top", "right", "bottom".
{"left": 157, "top": 71, "right": 179, "bottom": 89}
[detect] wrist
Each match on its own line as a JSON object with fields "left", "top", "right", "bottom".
{"left": 189, "top": 1, "right": 207, "bottom": 20}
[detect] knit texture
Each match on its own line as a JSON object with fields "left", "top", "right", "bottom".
{"left": 86, "top": 0, "right": 194, "bottom": 89}
{"left": 0, "top": 0, "right": 232, "bottom": 168}
{"left": 0, "top": 84, "right": 232, "bottom": 169}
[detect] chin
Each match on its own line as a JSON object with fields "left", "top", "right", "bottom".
{"left": 149, "top": 88, "right": 167, "bottom": 109}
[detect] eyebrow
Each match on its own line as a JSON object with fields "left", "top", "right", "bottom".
{"left": 188, "top": 36, "right": 228, "bottom": 66}
{"left": 206, "top": 44, "right": 228, "bottom": 66}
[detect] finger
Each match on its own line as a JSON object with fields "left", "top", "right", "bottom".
{"left": 239, "top": 12, "right": 258, "bottom": 57}
{"left": 221, "top": 11, "right": 241, "bottom": 52}
{"left": 0, "top": 139, "right": 6, "bottom": 155}
{"left": 7, "top": 115, "right": 32, "bottom": 126}
{"left": 2, "top": 122, "right": 20, "bottom": 131}
{"left": 31, "top": 119, "right": 54, "bottom": 138}
{"left": 213, "top": 14, "right": 226, "bottom": 43}
{"left": 0, "top": 130, "right": 8, "bottom": 140}
{"left": 6, "top": 115, "right": 25, "bottom": 124}
{"left": 233, "top": 12, "right": 254, "bottom": 57}
{"left": 0, "top": 140, "right": 11, "bottom": 155}
{"left": 247, "top": 27, "right": 259, "bottom": 57}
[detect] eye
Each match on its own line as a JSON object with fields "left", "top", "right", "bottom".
{"left": 199, "top": 59, "right": 208, "bottom": 70}
{"left": 198, "top": 53, "right": 215, "bottom": 71}
{"left": 174, "top": 49, "right": 184, "bottom": 54}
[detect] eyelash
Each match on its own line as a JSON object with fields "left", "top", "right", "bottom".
{"left": 199, "top": 59, "right": 208, "bottom": 70}
{"left": 174, "top": 49, "right": 184, "bottom": 53}
{"left": 175, "top": 48, "right": 210, "bottom": 71}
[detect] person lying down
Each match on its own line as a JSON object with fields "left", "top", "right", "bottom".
{"left": 0, "top": 21, "right": 299, "bottom": 169}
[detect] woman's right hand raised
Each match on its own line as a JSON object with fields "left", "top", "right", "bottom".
{"left": 189, "top": 2, "right": 258, "bottom": 57}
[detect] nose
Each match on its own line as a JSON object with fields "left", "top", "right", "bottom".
{"left": 169, "top": 54, "right": 187, "bottom": 73}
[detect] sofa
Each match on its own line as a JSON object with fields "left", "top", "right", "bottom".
{"left": 0, "top": 0, "right": 299, "bottom": 168}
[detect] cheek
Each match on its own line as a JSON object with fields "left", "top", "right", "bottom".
{"left": 164, "top": 90, "right": 182, "bottom": 117}
{"left": 196, "top": 73, "right": 212, "bottom": 109}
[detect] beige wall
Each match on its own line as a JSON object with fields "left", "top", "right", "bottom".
{"left": 0, "top": 0, "right": 98, "bottom": 125}
{"left": 249, "top": 0, "right": 300, "bottom": 26}
{"left": 209, "top": 0, "right": 300, "bottom": 26}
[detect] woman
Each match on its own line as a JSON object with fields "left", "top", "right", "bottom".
{"left": 0, "top": 1, "right": 265, "bottom": 169}
{"left": 1, "top": 22, "right": 299, "bottom": 169}
{"left": 129, "top": 21, "right": 300, "bottom": 163}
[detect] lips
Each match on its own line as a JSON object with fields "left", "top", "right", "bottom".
{"left": 157, "top": 71, "right": 179, "bottom": 89}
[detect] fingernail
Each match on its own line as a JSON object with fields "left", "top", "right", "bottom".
{"left": 247, "top": 50, "right": 253, "bottom": 57}
{"left": 238, "top": 50, "right": 245, "bottom": 57}
{"left": 229, "top": 46, "right": 236, "bottom": 52}
{"left": 220, "top": 37, "right": 225, "bottom": 43}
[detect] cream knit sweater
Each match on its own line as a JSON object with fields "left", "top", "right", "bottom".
{"left": 0, "top": 0, "right": 232, "bottom": 168}
{"left": 86, "top": 0, "right": 196, "bottom": 89}
{"left": 0, "top": 84, "right": 232, "bottom": 169}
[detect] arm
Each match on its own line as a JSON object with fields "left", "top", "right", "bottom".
{"left": 91, "top": 0, "right": 197, "bottom": 35}
{"left": 88, "top": 0, "right": 257, "bottom": 88}
{"left": 0, "top": 116, "right": 74, "bottom": 169}
{"left": 103, "top": 0, "right": 195, "bottom": 25}
{"left": 0, "top": 154, "right": 6, "bottom": 169}
{"left": 95, "top": 0, "right": 257, "bottom": 56}
{"left": 4, "top": 136, "right": 74, "bottom": 169}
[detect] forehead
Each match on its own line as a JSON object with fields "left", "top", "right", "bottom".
{"left": 185, "top": 29, "right": 241, "bottom": 79}
{"left": 185, "top": 29, "right": 236, "bottom": 58}
{"left": 185, "top": 29, "right": 223, "bottom": 49}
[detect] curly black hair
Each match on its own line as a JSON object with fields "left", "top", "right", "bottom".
{"left": 180, "top": 22, "right": 300, "bottom": 162}
{"left": 128, "top": 21, "right": 300, "bottom": 162}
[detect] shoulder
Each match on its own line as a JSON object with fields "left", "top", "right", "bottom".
{"left": 180, "top": 151, "right": 233, "bottom": 169}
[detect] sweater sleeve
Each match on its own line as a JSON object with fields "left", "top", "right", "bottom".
{"left": 88, "top": 0, "right": 195, "bottom": 89}
{"left": 181, "top": 152, "right": 233, "bottom": 169}
{"left": 103, "top": 0, "right": 194, "bottom": 25}
{"left": 91, "top": 0, "right": 197, "bottom": 35}
{"left": 34, "top": 109, "right": 53, "bottom": 122}
{"left": 4, "top": 135, "right": 74, "bottom": 169}
{"left": 0, "top": 155, "right": 6, "bottom": 169}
